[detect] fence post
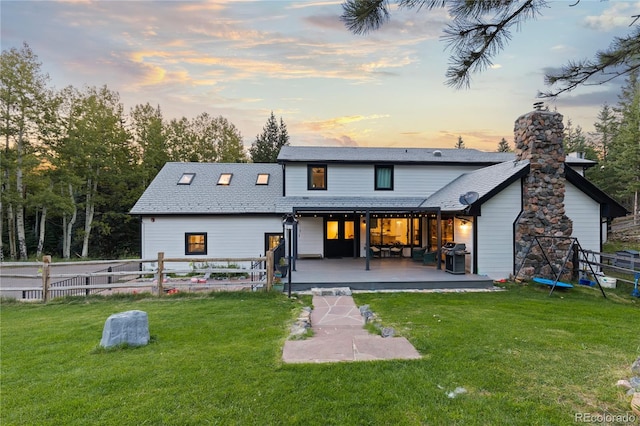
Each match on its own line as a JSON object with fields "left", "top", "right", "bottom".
{"left": 157, "top": 252, "right": 164, "bottom": 296}
{"left": 266, "top": 250, "right": 274, "bottom": 291}
{"left": 42, "top": 256, "right": 51, "bottom": 303}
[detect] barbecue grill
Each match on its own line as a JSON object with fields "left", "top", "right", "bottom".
{"left": 442, "top": 242, "right": 467, "bottom": 274}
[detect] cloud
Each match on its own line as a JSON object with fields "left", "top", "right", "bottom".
{"left": 303, "top": 114, "right": 390, "bottom": 131}
{"left": 582, "top": 2, "right": 640, "bottom": 31}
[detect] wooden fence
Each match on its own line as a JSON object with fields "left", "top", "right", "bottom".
{"left": 580, "top": 249, "right": 639, "bottom": 285}
{"left": 0, "top": 252, "right": 274, "bottom": 302}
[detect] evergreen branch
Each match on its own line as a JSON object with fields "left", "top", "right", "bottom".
{"left": 442, "top": 0, "right": 542, "bottom": 89}
{"left": 341, "top": 0, "right": 390, "bottom": 35}
{"left": 539, "top": 28, "right": 640, "bottom": 98}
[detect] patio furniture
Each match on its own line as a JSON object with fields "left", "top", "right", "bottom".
{"left": 422, "top": 251, "right": 437, "bottom": 265}
{"left": 370, "top": 246, "right": 381, "bottom": 258}
{"left": 411, "top": 247, "right": 428, "bottom": 261}
{"left": 390, "top": 247, "right": 402, "bottom": 257}
{"left": 381, "top": 247, "right": 391, "bottom": 257}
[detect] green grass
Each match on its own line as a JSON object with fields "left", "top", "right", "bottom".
{"left": 1, "top": 286, "right": 638, "bottom": 425}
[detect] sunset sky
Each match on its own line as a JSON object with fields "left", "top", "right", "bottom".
{"left": 2, "top": 0, "right": 638, "bottom": 151}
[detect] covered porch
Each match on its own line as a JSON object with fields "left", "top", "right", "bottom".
{"left": 285, "top": 258, "right": 494, "bottom": 292}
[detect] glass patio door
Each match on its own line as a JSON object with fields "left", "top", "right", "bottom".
{"left": 325, "top": 218, "right": 357, "bottom": 258}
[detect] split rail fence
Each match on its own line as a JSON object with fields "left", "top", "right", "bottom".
{"left": 0, "top": 252, "right": 275, "bottom": 302}
{"left": 580, "top": 250, "right": 639, "bottom": 286}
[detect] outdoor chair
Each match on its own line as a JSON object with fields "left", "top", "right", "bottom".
{"left": 370, "top": 246, "right": 381, "bottom": 258}
{"left": 422, "top": 251, "right": 437, "bottom": 265}
{"left": 390, "top": 247, "right": 402, "bottom": 257}
{"left": 411, "top": 247, "right": 428, "bottom": 261}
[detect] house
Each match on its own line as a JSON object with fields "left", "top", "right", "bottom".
{"left": 130, "top": 109, "right": 627, "bottom": 280}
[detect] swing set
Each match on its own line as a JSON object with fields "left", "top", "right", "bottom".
{"left": 514, "top": 236, "right": 607, "bottom": 298}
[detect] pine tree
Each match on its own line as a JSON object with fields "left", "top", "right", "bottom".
{"left": 563, "top": 119, "right": 590, "bottom": 156}
{"left": 592, "top": 104, "right": 618, "bottom": 162}
{"left": 454, "top": 136, "right": 465, "bottom": 149}
{"left": 497, "top": 138, "right": 511, "bottom": 152}
{"left": 610, "top": 71, "right": 640, "bottom": 217}
{"left": 250, "top": 112, "right": 289, "bottom": 163}
{"left": 585, "top": 104, "right": 619, "bottom": 195}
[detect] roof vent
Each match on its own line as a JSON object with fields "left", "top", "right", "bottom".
{"left": 433, "top": 150, "right": 442, "bottom": 157}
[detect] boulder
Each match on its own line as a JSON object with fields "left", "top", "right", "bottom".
{"left": 100, "top": 310, "right": 150, "bottom": 348}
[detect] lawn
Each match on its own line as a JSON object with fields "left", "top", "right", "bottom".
{"left": 1, "top": 284, "right": 638, "bottom": 425}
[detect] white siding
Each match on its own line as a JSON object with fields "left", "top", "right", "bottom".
{"left": 297, "top": 217, "right": 324, "bottom": 258}
{"left": 454, "top": 217, "right": 473, "bottom": 273}
{"left": 565, "top": 181, "right": 601, "bottom": 253}
{"left": 140, "top": 215, "right": 283, "bottom": 262}
{"left": 476, "top": 181, "right": 522, "bottom": 280}
{"left": 285, "top": 163, "right": 487, "bottom": 197}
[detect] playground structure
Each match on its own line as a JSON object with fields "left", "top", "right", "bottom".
{"left": 515, "top": 236, "right": 639, "bottom": 297}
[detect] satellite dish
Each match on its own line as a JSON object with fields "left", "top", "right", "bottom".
{"left": 459, "top": 191, "right": 479, "bottom": 205}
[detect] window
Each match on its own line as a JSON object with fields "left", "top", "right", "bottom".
{"left": 369, "top": 218, "right": 420, "bottom": 246}
{"left": 178, "top": 173, "right": 195, "bottom": 185}
{"left": 256, "top": 173, "right": 270, "bottom": 185}
{"left": 375, "top": 165, "right": 393, "bottom": 190}
{"left": 429, "top": 217, "right": 453, "bottom": 251}
{"left": 217, "top": 173, "right": 232, "bottom": 185}
{"left": 326, "top": 221, "right": 339, "bottom": 240}
{"left": 185, "top": 233, "right": 207, "bottom": 255}
{"left": 265, "top": 233, "right": 283, "bottom": 253}
{"left": 308, "top": 165, "right": 327, "bottom": 190}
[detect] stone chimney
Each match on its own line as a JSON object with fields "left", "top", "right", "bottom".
{"left": 514, "top": 109, "right": 573, "bottom": 280}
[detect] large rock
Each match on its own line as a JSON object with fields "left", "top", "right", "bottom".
{"left": 100, "top": 310, "right": 150, "bottom": 348}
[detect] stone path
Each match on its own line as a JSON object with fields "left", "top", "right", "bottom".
{"left": 282, "top": 290, "right": 421, "bottom": 363}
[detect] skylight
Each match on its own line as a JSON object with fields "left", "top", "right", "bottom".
{"left": 178, "top": 173, "right": 195, "bottom": 185}
{"left": 217, "top": 173, "right": 233, "bottom": 185}
{"left": 256, "top": 173, "right": 270, "bottom": 185}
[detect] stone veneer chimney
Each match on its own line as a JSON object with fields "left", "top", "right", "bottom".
{"left": 514, "top": 109, "right": 573, "bottom": 280}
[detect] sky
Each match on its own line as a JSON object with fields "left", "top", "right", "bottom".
{"left": 2, "top": 0, "right": 639, "bottom": 151}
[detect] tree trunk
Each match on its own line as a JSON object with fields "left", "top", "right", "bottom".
{"left": 81, "top": 177, "right": 97, "bottom": 258}
{"left": 15, "top": 126, "right": 28, "bottom": 260}
{"left": 7, "top": 204, "right": 16, "bottom": 260}
{"left": 63, "top": 183, "right": 77, "bottom": 259}
{"left": 634, "top": 189, "right": 638, "bottom": 225}
{"left": 36, "top": 205, "right": 47, "bottom": 258}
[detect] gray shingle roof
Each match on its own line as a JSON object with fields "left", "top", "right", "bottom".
{"left": 277, "top": 146, "right": 594, "bottom": 167}
{"left": 278, "top": 146, "right": 513, "bottom": 164}
{"left": 420, "top": 160, "right": 530, "bottom": 212}
{"left": 130, "top": 162, "right": 284, "bottom": 215}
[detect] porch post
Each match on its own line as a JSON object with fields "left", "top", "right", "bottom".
{"left": 436, "top": 209, "right": 442, "bottom": 270}
{"left": 293, "top": 220, "right": 298, "bottom": 271}
{"left": 365, "top": 209, "right": 371, "bottom": 271}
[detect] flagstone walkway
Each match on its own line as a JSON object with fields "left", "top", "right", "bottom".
{"left": 282, "top": 290, "right": 421, "bottom": 363}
